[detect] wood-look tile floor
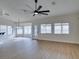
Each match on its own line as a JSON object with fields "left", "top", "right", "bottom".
{"left": 0, "top": 37, "right": 79, "bottom": 59}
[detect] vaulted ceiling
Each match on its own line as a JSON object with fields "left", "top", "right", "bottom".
{"left": 0, "top": 0, "right": 79, "bottom": 22}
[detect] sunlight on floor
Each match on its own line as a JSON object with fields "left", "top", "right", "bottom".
{"left": 13, "top": 37, "right": 32, "bottom": 42}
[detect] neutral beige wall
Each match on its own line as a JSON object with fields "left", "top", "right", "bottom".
{"left": 15, "top": 13, "right": 79, "bottom": 44}
{"left": 32, "top": 14, "right": 79, "bottom": 44}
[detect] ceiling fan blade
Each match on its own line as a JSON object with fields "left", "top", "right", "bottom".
{"left": 39, "top": 10, "right": 50, "bottom": 12}
{"left": 39, "top": 12, "right": 48, "bottom": 15}
{"left": 37, "top": 5, "right": 42, "bottom": 11}
{"left": 35, "top": 0, "right": 38, "bottom": 10}
{"left": 35, "top": 0, "right": 38, "bottom": 3}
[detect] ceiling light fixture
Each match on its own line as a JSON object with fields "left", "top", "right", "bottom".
{"left": 22, "top": 0, "right": 50, "bottom": 16}
{"left": 35, "top": 12, "right": 38, "bottom": 15}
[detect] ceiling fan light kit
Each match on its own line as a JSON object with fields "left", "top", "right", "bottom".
{"left": 23, "top": 0, "right": 50, "bottom": 16}
{"left": 33, "top": 0, "right": 50, "bottom": 16}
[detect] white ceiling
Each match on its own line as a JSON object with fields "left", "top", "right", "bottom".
{"left": 0, "top": 0, "right": 79, "bottom": 22}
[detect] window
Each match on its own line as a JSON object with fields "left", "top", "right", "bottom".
{"left": 54, "top": 23, "right": 69, "bottom": 34}
{"left": 0, "top": 25, "right": 7, "bottom": 35}
{"left": 24, "top": 26, "right": 32, "bottom": 34}
{"left": 8, "top": 26, "right": 12, "bottom": 35}
{"left": 16, "top": 27, "right": 23, "bottom": 34}
{"left": 41, "top": 24, "right": 52, "bottom": 33}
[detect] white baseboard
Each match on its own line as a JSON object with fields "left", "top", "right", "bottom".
{"left": 36, "top": 38, "right": 79, "bottom": 44}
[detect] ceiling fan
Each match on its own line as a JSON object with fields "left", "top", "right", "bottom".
{"left": 23, "top": 0, "right": 50, "bottom": 16}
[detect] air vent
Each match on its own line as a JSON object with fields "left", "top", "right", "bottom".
{"left": 52, "top": 1, "right": 56, "bottom": 5}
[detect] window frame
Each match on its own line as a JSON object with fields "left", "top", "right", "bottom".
{"left": 40, "top": 24, "right": 52, "bottom": 34}
{"left": 16, "top": 26, "right": 23, "bottom": 35}
{"left": 54, "top": 23, "right": 69, "bottom": 34}
{"left": 24, "top": 26, "right": 32, "bottom": 35}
